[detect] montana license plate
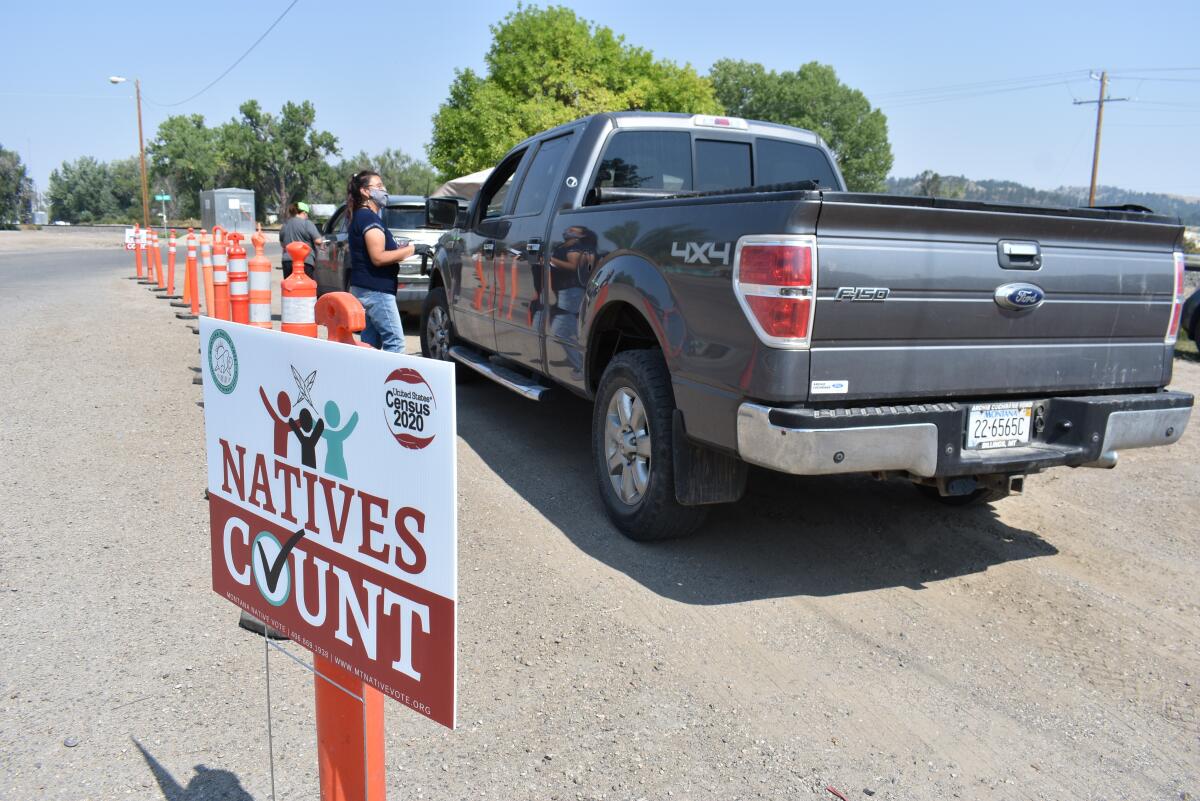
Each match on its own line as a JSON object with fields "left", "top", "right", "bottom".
{"left": 966, "top": 402, "right": 1033, "bottom": 450}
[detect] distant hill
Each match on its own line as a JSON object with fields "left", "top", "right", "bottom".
{"left": 886, "top": 175, "right": 1200, "bottom": 226}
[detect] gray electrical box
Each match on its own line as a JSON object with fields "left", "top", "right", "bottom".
{"left": 200, "top": 188, "right": 256, "bottom": 236}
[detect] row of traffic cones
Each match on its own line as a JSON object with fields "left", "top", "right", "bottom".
{"left": 127, "top": 223, "right": 318, "bottom": 331}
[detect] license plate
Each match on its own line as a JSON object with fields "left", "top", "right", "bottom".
{"left": 966, "top": 402, "right": 1033, "bottom": 450}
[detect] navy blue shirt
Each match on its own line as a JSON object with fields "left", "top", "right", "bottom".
{"left": 348, "top": 207, "right": 399, "bottom": 293}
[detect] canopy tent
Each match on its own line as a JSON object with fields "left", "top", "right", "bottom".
{"left": 431, "top": 168, "right": 493, "bottom": 201}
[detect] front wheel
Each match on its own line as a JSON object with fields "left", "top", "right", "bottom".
{"left": 592, "top": 350, "right": 707, "bottom": 541}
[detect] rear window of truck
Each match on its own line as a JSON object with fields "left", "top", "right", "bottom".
{"left": 756, "top": 138, "right": 840, "bottom": 189}
{"left": 593, "top": 130, "right": 840, "bottom": 196}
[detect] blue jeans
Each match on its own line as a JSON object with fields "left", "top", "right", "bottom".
{"left": 350, "top": 285, "right": 405, "bottom": 353}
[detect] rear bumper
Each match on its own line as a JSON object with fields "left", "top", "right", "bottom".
{"left": 736, "top": 390, "right": 1193, "bottom": 477}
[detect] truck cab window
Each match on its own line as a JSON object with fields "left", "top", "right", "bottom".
{"left": 756, "top": 138, "right": 841, "bottom": 189}
{"left": 696, "top": 139, "right": 752, "bottom": 191}
{"left": 595, "top": 131, "right": 692, "bottom": 192}
{"left": 512, "top": 133, "right": 574, "bottom": 217}
{"left": 479, "top": 150, "right": 526, "bottom": 221}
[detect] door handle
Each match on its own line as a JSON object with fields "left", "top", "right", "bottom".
{"left": 997, "top": 240, "right": 1041, "bottom": 270}
{"left": 527, "top": 238, "right": 542, "bottom": 253}
{"left": 482, "top": 240, "right": 495, "bottom": 256}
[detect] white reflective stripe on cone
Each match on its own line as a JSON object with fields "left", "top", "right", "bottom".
{"left": 282, "top": 295, "right": 316, "bottom": 323}
{"left": 248, "top": 271, "right": 271, "bottom": 290}
{"left": 213, "top": 269, "right": 228, "bottom": 284}
{"left": 249, "top": 306, "right": 272, "bottom": 323}
{"left": 230, "top": 280, "right": 248, "bottom": 294}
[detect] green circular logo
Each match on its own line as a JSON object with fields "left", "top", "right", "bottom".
{"left": 208, "top": 329, "right": 238, "bottom": 394}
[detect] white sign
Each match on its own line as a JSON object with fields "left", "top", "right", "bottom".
{"left": 200, "top": 319, "right": 458, "bottom": 728}
{"left": 228, "top": 197, "right": 242, "bottom": 210}
{"left": 124, "top": 228, "right": 136, "bottom": 250}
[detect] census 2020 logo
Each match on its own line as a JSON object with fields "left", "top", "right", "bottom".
{"left": 207, "top": 329, "right": 239, "bottom": 394}
{"left": 384, "top": 368, "right": 437, "bottom": 450}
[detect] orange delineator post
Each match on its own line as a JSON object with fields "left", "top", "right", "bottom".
{"left": 199, "top": 230, "right": 215, "bottom": 317}
{"left": 183, "top": 229, "right": 196, "bottom": 307}
{"left": 137, "top": 227, "right": 151, "bottom": 282}
{"left": 133, "top": 224, "right": 143, "bottom": 277}
{"left": 211, "top": 226, "right": 230, "bottom": 321}
{"left": 282, "top": 277, "right": 384, "bottom": 801}
{"left": 281, "top": 242, "right": 317, "bottom": 337}
{"left": 248, "top": 224, "right": 273, "bottom": 329}
{"left": 153, "top": 230, "right": 165, "bottom": 288}
{"left": 166, "top": 229, "right": 178, "bottom": 296}
{"left": 227, "top": 233, "right": 249, "bottom": 325}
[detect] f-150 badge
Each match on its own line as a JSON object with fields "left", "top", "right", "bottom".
{"left": 835, "top": 286, "right": 890, "bottom": 301}
{"left": 672, "top": 241, "right": 731, "bottom": 265}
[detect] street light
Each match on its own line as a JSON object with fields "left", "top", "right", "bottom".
{"left": 109, "top": 75, "right": 150, "bottom": 228}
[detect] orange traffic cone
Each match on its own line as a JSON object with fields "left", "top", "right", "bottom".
{"left": 248, "top": 224, "right": 273, "bottom": 329}
{"left": 281, "top": 242, "right": 317, "bottom": 337}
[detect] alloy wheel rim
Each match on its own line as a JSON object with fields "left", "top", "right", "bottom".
{"left": 604, "top": 387, "right": 651, "bottom": 506}
{"left": 427, "top": 306, "right": 450, "bottom": 361}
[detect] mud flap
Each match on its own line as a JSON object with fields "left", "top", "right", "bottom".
{"left": 673, "top": 410, "right": 747, "bottom": 506}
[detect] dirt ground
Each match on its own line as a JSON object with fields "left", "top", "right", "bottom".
{"left": 0, "top": 246, "right": 1196, "bottom": 801}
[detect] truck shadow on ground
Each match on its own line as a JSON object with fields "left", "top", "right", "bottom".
{"left": 456, "top": 380, "right": 1058, "bottom": 604}
{"left": 133, "top": 738, "right": 254, "bottom": 800}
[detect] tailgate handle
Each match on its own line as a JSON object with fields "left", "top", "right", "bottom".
{"left": 997, "top": 240, "right": 1041, "bottom": 270}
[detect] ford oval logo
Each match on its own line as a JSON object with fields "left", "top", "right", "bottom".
{"left": 994, "top": 282, "right": 1045, "bottom": 311}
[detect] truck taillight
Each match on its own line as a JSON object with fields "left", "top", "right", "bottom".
{"left": 733, "top": 236, "right": 817, "bottom": 347}
{"left": 1167, "top": 251, "right": 1185, "bottom": 344}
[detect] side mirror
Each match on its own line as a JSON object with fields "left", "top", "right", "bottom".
{"left": 426, "top": 197, "right": 459, "bottom": 229}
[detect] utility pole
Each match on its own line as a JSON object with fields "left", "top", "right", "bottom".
{"left": 109, "top": 76, "right": 150, "bottom": 228}
{"left": 1074, "top": 71, "right": 1128, "bottom": 207}
{"left": 135, "top": 79, "right": 150, "bottom": 229}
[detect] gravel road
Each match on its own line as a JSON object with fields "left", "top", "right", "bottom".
{"left": 0, "top": 239, "right": 1196, "bottom": 801}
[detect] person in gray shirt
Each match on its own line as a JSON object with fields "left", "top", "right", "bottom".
{"left": 279, "top": 201, "right": 325, "bottom": 277}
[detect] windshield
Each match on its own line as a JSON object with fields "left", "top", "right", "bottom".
{"left": 383, "top": 207, "right": 427, "bottom": 230}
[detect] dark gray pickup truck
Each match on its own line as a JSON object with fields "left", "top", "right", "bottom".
{"left": 420, "top": 111, "right": 1193, "bottom": 540}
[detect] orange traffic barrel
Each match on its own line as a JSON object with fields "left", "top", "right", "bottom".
{"left": 248, "top": 224, "right": 273, "bottom": 329}
{"left": 281, "top": 242, "right": 317, "bottom": 337}
{"left": 211, "top": 226, "right": 230, "bottom": 321}
{"left": 152, "top": 229, "right": 165, "bottom": 289}
{"left": 227, "top": 233, "right": 249, "bottom": 324}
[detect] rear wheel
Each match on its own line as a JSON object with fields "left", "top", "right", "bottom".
{"left": 592, "top": 350, "right": 707, "bottom": 541}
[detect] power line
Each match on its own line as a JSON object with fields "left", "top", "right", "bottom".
{"left": 874, "top": 70, "right": 1086, "bottom": 100}
{"left": 880, "top": 79, "right": 1080, "bottom": 108}
{"left": 144, "top": 0, "right": 300, "bottom": 108}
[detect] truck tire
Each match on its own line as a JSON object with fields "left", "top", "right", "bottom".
{"left": 592, "top": 350, "right": 708, "bottom": 540}
{"left": 420, "top": 287, "right": 475, "bottom": 382}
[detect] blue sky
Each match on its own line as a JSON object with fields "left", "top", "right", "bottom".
{"left": 3, "top": 0, "right": 1198, "bottom": 199}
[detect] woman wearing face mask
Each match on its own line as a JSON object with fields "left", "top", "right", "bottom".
{"left": 345, "top": 170, "right": 433, "bottom": 352}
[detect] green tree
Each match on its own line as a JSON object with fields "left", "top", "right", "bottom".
{"left": 325, "top": 148, "right": 440, "bottom": 201}
{"left": 47, "top": 156, "right": 117, "bottom": 223}
{"left": 710, "top": 60, "right": 893, "bottom": 192}
{"left": 0, "top": 145, "right": 33, "bottom": 225}
{"left": 428, "top": 5, "right": 723, "bottom": 177}
{"left": 216, "top": 100, "right": 339, "bottom": 218}
{"left": 147, "top": 114, "right": 218, "bottom": 218}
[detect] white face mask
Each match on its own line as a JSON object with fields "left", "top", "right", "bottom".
{"left": 368, "top": 188, "right": 387, "bottom": 208}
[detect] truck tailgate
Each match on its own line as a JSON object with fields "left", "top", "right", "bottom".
{"left": 810, "top": 194, "right": 1181, "bottom": 402}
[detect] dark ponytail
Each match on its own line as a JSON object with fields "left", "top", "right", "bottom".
{"left": 346, "top": 170, "right": 379, "bottom": 218}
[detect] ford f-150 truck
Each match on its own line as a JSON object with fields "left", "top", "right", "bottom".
{"left": 419, "top": 112, "right": 1193, "bottom": 540}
